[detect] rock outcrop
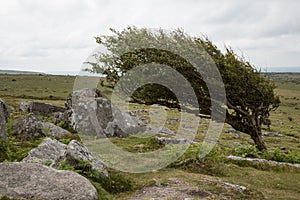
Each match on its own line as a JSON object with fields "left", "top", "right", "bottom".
{"left": 19, "top": 101, "right": 65, "bottom": 116}
{"left": 22, "top": 138, "right": 67, "bottom": 167}
{"left": 0, "top": 98, "right": 10, "bottom": 139}
{"left": 154, "top": 136, "right": 192, "bottom": 145}
{"left": 65, "top": 88, "right": 146, "bottom": 138}
{"left": 11, "top": 113, "right": 71, "bottom": 140}
{"left": 226, "top": 155, "right": 300, "bottom": 168}
{"left": 22, "top": 137, "right": 108, "bottom": 177}
{"left": 0, "top": 162, "right": 98, "bottom": 200}
{"left": 65, "top": 140, "right": 108, "bottom": 176}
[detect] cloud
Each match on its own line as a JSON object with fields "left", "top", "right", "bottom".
{"left": 0, "top": 0, "right": 299, "bottom": 72}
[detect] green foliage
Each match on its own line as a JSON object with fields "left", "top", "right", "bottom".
{"left": 89, "top": 181, "right": 113, "bottom": 200}
{"left": 58, "top": 159, "right": 133, "bottom": 194}
{"left": 57, "top": 160, "right": 75, "bottom": 171}
{"left": 56, "top": 120, "right": 78, "bottom": 134}
{"left": 109, "top": 136, "right": 163, "bottom": 153}
{"left": 228, "top": 145, "right": 260, "bottom": 158}
{"left": 97, "top": 172, "right": 133, "bottom": 194}
{"left": 87, "top": 26, "right": 280, "bottom": 150}
{"left": 5, "top": 117, "right": 13, "bottom": 137}
{"left": 58, "top": 132, "right": 81, "bottom": 144}
{"left": 200, "top": 40, "right": 280, "bottom": 150}
{"left": 0, "top": 196, "right": 21, "bottom": 200}
{"left": 226, "top": 145, "right": 300, "bottom": 164}
{"left": 170, "top": 144, "right": 229, "bottom": 177}
{"left": 261, "top": 149, "right": 300, "bottom": 164}
{"left": 87, "top": 27, "right": 212, "bottom": 111}
{"left": 58, "top": 138, "right": 72, "bottom": 145}
{"left": 0, "top": 140, "right": 9, "bottom": 162}
{"left": 1, "top": 137, "right": 45, "bottom": 162}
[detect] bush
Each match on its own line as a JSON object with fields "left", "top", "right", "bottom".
{"left": 226, "top": 145, "right": 300, "bottom": 164}
{"left": 97, "top": 173, "right": 133, "bottom": 194}
{"left": 58, "top": 160, "right": 133, "bottom": 194}
{"left": 0, "top": 140, "right": 9, "bottom": 162}
{"left": 228, "top": 145, "right": 260, "bottom": 158}
{"left": 261, "top": 149, "right": 300, "bottom": 164}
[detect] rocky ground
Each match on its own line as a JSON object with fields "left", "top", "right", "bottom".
{"left": 1, "top": 86, "right": 300, "bottom": 199}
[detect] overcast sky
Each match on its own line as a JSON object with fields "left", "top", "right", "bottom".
{"left": 1, "top": 0, "right": 300, "bottom": 72}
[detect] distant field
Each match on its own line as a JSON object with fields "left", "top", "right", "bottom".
{"left": 0, "top": 74, "right": 110, "bottom": 107}
{"left": 0, "top": 69, "right": 43, "bottom": 74}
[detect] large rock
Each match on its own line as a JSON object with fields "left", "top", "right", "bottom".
{"left": 22, "top": 138, "right": 67, "bottom": 167}
{"left": 11, "top": 113, "right": 71, "bottom": 140}
{"left": 19, "top": 101, "right": 65, "bottom": 117}
{"left": 65, "top": 88, "right": 146, "bottom": 138}
{"left": 22, "top": 138, "right": 108, "bottom": 177}
{"left": 65, "top": 140, "right": 109, "bottom": 177}
{"left": 0, "top": 98, "right": 10, "bottom": 139}
{"left": 0, "top": 162, "right": 98, "bottom": 200}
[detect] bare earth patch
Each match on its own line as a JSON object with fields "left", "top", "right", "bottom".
{"left": 128, "top": 178, "right": 211, "bottom": 200}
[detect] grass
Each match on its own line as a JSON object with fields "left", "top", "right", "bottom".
{"left": 1, "top": 73, "right": 300, "bottom": 199}
{"left": 0, "top": 137, "right": 45, "bottom": 162}
{"left": 0, "top": 74, "right": 111, "bottom": 107}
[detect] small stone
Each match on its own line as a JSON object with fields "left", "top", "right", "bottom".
{"left": 263, "top": 132, "right": 284, "bottom": 137}
{"left": 279, "top": 146, "right": 286, "bottom": 150}
{"left": 154, "top": 136, "right": 191, "bottom": 145}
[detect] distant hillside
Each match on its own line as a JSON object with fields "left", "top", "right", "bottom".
{"left": 266, "top": 66, "right": 300, "bottom": 73}
{"left": 0, "top": 69, "right": 44, "bottom": 75}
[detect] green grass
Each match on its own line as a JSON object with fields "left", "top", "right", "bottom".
{"left": 1, "top": 73, "right": 300, "bottom": 199}
{"left": 0, "top": 137, "right": 45, "bottom": 162}
{"left": 0, "top": 74, "right": 111, "bottom": 107}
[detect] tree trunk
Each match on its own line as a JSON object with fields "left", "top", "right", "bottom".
{"left": 250, "top": 129, "right": 267, "bottom": 151}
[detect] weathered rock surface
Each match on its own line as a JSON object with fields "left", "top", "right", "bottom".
{"left": 0, "top": 162, "right": 98, "bottom": 200}
{"left": 10, "top": 113, "right": 43, "bottom": 139}
{"left": 154, "top": 136, "right": 192, "bottom": 145}
{"left": 0, "top": 99, "right": 10, "bottom": 119}
{"left": 65, "top": 88, "right": 146, "bottom": 137}
{"left": 22, "top": 138, "right": 108, "bottom": 177}
{"left": 11, "top": 113, "right": 71, "bottom": 140}
{"left": 65, "top": 140, "right": 109, "bottom": 177}
{"left": 19, "top": 101, "right": 65, "bottom": 116}
{"left": 42, "top": 121, "right": 71, "bottom": 139}
{"left": 52, "top": 111, "right": 66, "bottom": 124}
{"left": 0, "top": 98, "right": 10, "bottom": 139}
{"left": 226, "top": 155, "right": 300, "bottom": 168}
{"left": 149, "top": 126, "right": 175, "bottom": 136}
{"left": 22, "top": 138, "right": 67, "bottom": 167}
{"left": 18, "top": 101, "right": 31, "bottom": 112}
{"left": 263, "top": 132, "right": 284, "bottom": 137}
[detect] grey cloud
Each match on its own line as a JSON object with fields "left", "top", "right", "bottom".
{"left": 0, "top": 0, "right": 299, "bottom": 71}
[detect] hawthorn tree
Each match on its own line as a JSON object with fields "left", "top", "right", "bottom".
{"left": 86, "top": 27, "right": 280, "bottom": 150}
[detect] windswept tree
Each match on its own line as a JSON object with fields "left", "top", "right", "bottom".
{"left": 86, "top": 27, "right": 280, "bottom": 150}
